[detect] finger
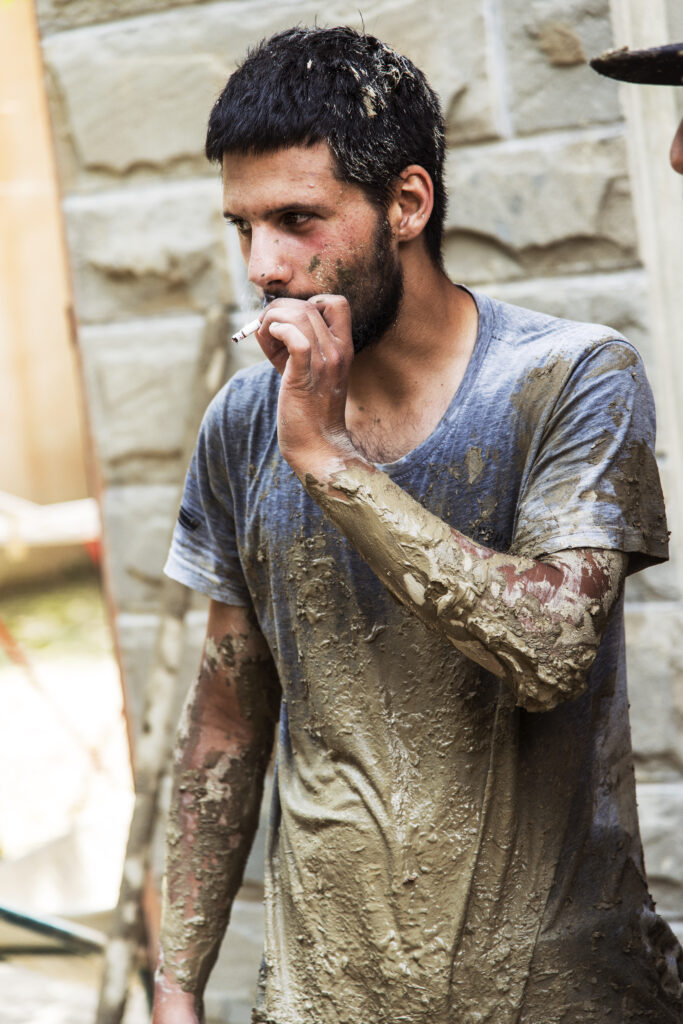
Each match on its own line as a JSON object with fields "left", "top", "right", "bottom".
{"left": 257, "top": 307, "right": 309, "bottom": 358}
{"left": 266, "top": 321, "right": 313, "bottom": 384}
{"left": 260, "top": 305, "right": 326, "bottom": 368}
{"left": 306, "top": 294, "right": 353, "bottom": 353}
{"left": 262, "top": 295, "right": 346, "bottom": 357}
{"left": 260, "top": 304, "right": 317, "bottom": 339}
{"left": 254, "top": 312, "right": 287, "bottom": 362}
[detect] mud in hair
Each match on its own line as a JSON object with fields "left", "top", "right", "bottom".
{"left": 205, "top": 26, "right": 448, "bottom": 268}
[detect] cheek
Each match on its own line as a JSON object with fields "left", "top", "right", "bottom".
{"left": 238, "top": 234, "right": 251, "bottom": 262}
{"left": 302, "top": 235, "right": 344, "bottom": 285}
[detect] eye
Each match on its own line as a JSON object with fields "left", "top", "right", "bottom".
{"left": 281, "top": 212, "right": 315, "bottom": 229}
{"left": 226, "top": 217, "right": 251, "bottom": 236}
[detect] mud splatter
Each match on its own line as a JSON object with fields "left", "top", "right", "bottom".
{"left": 464, "top": 446, "right": 484, "bottom": 486}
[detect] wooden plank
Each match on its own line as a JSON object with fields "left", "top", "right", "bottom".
{"left": 0, "top": 0, "right": 88, "bottom": 505}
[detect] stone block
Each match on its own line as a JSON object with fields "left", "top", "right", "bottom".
{"left": 670, "top": 1, "right": 683, "bottom": 42}
{"left": 79, "top": 315, "right": 205, "bottom": 484}
{"left": 643, "top": 458, "right": 683, "bottom": 605}
{"left": 444, "top": 132, "right": 638, "bottom": 283}
{"left": 36, "top": 0, "right": 214, "bottom": 37}
{"left": 358, "top": 0, "right": 499, "bottom": 144}
{"left": 42, "top": 0, "right": 499, "bottom": 189}
{"left": 103, "top": 484, "right": 179, "bottom": 610}
{"left": 116, "top": 608, "right": 208, "bottom": 733}
{"left": 502, "top": 0, "right": 621, "bottom": 134}
{"left": 482, "top": 269, "right": 652, "bottom": 365}
{"left": 627, "top": 604, "right": 683, "bottom": 777}
{"left": 626, "top": 558, "right": 681, "bottom": 604}
{"left": 64, "top": 182, "right": 231, "bottom": 323}
{"left": 636, "top": 780, "right": 683, "bottom": 919}
{"left": 44, "top": 44, "right": 227, "bottom": 184}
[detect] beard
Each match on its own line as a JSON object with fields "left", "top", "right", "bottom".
{"left": 263, "top": 213, "right": 404, "bottom": 355}
{"left": 342, "top": 215, "right": 404, "bottom": 354}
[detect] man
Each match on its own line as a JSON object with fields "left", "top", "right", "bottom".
{"left": 590, "top": 41, "right": 683, "bottom": 173}
{"left": 153, "top": 26, "right": 683, "bottom": 1024}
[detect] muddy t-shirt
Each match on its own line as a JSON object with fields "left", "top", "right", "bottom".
{"left": 165, "top": 292, "right": 682, "bottom": 1023}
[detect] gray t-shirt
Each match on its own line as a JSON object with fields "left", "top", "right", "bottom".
{"left": 165, "top": 291, "right": 681, "bottom": 1023}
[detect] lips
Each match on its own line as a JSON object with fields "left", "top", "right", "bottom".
{"left": 262, "top": 291, "right": 317, "bottom": 305}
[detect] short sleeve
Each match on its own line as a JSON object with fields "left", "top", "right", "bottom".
{"left": 164, "top": 384, "right": 251, "bottom": 605}
{"left": 510, "top": 340, "right": 669, "bottom": 573}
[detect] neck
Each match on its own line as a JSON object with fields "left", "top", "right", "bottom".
{"left": 348, "top": 244, "right": 478, "bottom": 404}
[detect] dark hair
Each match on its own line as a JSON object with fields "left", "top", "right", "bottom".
{"left": 206, "top": 26, "right": 447, "bottom": 267}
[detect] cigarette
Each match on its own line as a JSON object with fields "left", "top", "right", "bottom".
{"left": 231, "top": 316, "right": 262, "bottom": 343}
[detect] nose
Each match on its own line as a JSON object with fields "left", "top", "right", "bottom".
{"left": 670, "top": 117, "right": 683, "bottom": 175}
{"left": 246, "top": 227, "right": 292, "bottom": 290}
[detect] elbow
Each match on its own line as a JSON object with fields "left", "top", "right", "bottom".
{"left": 502, "top": 631, "right": 600, "bottom": 713}
{"left": 511, "top": 672, "right": 588, "bottom": 713}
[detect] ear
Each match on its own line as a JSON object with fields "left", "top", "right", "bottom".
{"left": 671, "top": 116, "right": 683, "bottom": 175}
{"left": 389, "top": 165, "right": 434, "bottom": 244}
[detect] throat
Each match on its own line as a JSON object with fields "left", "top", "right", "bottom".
{"left": 348, "top": 428, "right": 413, "bottom": 466}
{"left": 346, "top": 286, "right": 479, "bottom": 463}
{"left": 347, "top": 394, "right": 454, "bottom": 464}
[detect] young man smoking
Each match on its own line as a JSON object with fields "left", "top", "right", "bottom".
{"left": 153, "top": 26, "right": 683, "bottom": 1024}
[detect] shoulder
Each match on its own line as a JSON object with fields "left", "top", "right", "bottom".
{"left": 208, "top": 359, "right": 279, "bottom": 422}
{"left": 202, "top": 359, "right": 280, "bottom": 447}
{"left": 478, "top": 290, "right": 633, "bottom": 359}
{"left": 473, "top": 290, "right": 647, "bottom": 396}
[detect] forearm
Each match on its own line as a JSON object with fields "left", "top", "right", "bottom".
{"left": 305, "top": 460, "right": 625, "bottom": 711}
{"left": 156, "top": 610, "right": 279, "bottom": 1007}
{"left": 158, "top": 705, "right": 269, "bottom": 996}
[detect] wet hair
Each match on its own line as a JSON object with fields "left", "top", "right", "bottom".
{"left": 205, "top": 26, "right": 447, "bottom": 267}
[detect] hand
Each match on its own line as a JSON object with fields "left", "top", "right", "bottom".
{"left": 255, "top": 295, "right": 358, "bottom": 480}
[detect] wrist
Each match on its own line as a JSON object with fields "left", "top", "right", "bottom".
{"left": 285, "top": 435, "right": 360, "bottom": 487}
{"left": 153, "top": 971, "right": 203, "bottom": 1021}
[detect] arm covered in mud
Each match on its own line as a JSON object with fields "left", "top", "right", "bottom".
{"left": 153, "top": 601, "right": 280, "bottom": 1023}
{"left": 305, "top": 460, "right": 626, "bottom": 712}
{"left": 254, "top": 295, "right": 629, "bottom": 713}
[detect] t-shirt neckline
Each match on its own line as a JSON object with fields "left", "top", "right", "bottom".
{"left": 374, "top": 286, "right": 496, "bottom": 478}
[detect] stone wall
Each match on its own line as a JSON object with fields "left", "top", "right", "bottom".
{"left": 35, "top": 1, "right": 683, "bottom": 1020}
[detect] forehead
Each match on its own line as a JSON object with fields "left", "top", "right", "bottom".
{"left": 221, "top": 142, "right": 366, "bottom": 213}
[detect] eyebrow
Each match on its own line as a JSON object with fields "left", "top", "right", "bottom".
{"left": 223, "top": 202, "right": 328, "bottom": 220}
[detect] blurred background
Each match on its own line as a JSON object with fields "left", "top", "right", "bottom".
{"left": 1, "top": 0, "right": 682, "bottom": 1021}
